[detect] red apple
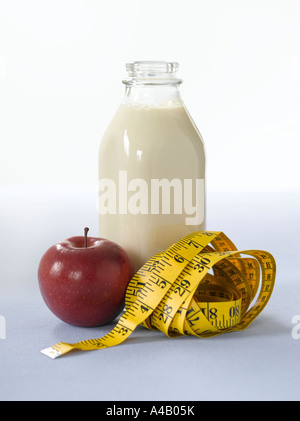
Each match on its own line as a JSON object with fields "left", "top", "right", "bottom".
{"left": 38, "top": 228, "right": 134, "bottom": 327}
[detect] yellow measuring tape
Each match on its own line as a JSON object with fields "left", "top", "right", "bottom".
{"left": 41, "top": 231, "right": 276, "bottom": 359}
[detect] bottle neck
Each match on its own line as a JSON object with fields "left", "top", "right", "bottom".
{"left": 122, "top": 83, "right": 183, "bottom": 107}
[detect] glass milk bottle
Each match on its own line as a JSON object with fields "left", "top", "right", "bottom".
{"left": 98, "top": 61, "right": 206, "bottom": 272}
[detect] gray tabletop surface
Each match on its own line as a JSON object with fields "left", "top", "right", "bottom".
{"left": 1, "top": 185, "right": 299, "bottom": 401}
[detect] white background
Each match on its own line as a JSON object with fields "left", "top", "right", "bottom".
{"left": 1, "top": 0, "right": 300, "bottom": 402}
{"left": 1, "top": 0, "right": 299, "bottom": 192}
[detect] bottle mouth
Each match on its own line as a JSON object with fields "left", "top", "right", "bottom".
{"left": 123, "top": 61, "right": 182, "bottom": 85}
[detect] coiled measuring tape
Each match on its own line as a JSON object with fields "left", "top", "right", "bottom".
{"left": 41, "top": 231, "right": 276, "bottom": 359}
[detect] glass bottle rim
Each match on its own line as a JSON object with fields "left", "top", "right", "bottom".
{"left": 123, "top": 61, "right": 182, "bottom": 85}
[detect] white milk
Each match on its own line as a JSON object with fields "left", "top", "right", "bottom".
{"left": 98, "top": 102, "right": 206, "bottom": 272}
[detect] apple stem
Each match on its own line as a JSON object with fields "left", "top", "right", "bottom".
{"left": 84, "top": 227, "right": 89, "bottom": 248}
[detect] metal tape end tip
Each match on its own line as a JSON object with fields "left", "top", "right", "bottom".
{"left": 40, "top": 347, "right": 62, "bottom": 359}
